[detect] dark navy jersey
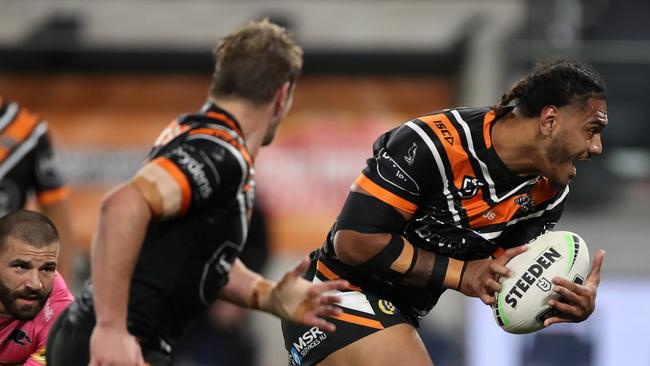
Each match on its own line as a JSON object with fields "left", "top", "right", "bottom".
{"left": 79, "top": 102, "right": 255, "bottom": 351}
{"left": 0, "top": 98, "right": 68, "bottom": 215}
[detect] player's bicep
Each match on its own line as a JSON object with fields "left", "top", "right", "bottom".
{"left": 131, "top": 157, "right": 191, "bottom": 219}
{"left": 132, "top": 139, "right": 245, "bottom": 219}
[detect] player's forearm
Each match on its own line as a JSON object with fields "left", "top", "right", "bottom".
{"left": 219, "top": 258, "right": 272, "bottom": 309}
{"left": 91, "top": 184, "right": 151, "bottom": 326}
{"left": 334, "top": 229, "right": 465, "bottom": 290}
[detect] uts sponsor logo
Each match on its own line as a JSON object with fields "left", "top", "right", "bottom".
{"left": 378, "top": 300, "right": 398, "bottom": 315}
{"left": 376, "top": 149, "right": 419, "bottom": 195}
{"left": 171, "top": 147, "right": 213, "bottom": 198}
{"left": 290, "top": 327, "right": 327, "bottom": 364}
{"left": 404, "top": 142, "right": 417, "bottom": 166}
{"left": 458, "top": 176, "right": 484, "bottom": 199}
{"left": 505, "top": 247, "right": 562, "bottom": 308}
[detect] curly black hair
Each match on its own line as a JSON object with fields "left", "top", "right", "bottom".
{"left": 493, "top": 59, "right": 607, "bottom": 118}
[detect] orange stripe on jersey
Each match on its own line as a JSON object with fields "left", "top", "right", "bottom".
{"left": 471, "top": 178, "right": 558, "bottom": 228}
{"left": 153, "top": 157, "right": 191, "bottom": 215}
{"left": 483, "top": 110, "right": 496, "bottom": 149}
{"left": 469, "top": 196, "right": 522, "bottom": 228}
{"left": 37, "top": 186, "right": 70, "bottom": 206}
{"left": 0, "top": 108, "right": 41, "bottom": 162}
{"left": 529, "top": 177, "right": 559, "bottom": 205}
{"left": 419, "top": 113, "right": 492, "bottom": 223}
{"left": 354, "top": 174, "right": 417, "bottom": 214}
{"left": 189, "top": 128, "right": 253, "bottom": 167}
{"left": 317, "top": 261, "right": 362, "bottom": 291}
{"left": 205, "top": 111, "right": 244, "bottom": 137}
{"left": 332, "top": 312, "right": 384, "bottom": 330}
{"left": 419, "top": 113, "right": 476, "bottom": 194}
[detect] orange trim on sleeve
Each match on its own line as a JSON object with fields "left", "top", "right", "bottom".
{"left": 153, "top": 157, "right": 191, "bottom": 215}
{"left": 37, "top": 187, "right": 70, "bottom": 206}
{"left": 332, "top": 312, "right": 384, "bottom": 330}
{"left": 354, "top": 174, "right": 417, "bottom": 214}
{"left": 483, "top": 110, "right": 496, "bottom": 149}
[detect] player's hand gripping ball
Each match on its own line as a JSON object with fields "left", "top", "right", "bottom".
{"left": 492, "top": 231, "right": 590, "bottom": 334}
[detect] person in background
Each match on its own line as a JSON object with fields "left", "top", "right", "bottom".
{"left": 46, "top": 19, "right": 347, "bottom": 366}
{"left": 0, "top": 210, "right": 74, "bottom": 366}
{"left": 0, "top": 98, "right": 76, "bottom": 281}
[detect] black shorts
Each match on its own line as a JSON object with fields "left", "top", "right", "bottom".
{"left": 281, "top": 253, "right": 413, "bottom": 366}
{"left": 46, "top": 302, "right": 172, "bottom": 366}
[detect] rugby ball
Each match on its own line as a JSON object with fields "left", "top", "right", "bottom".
{"left": 492, "top": 231, "right": 590, "bottom": 334}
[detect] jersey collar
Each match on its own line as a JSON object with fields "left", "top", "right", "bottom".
{"left": 200, "top": 101, "right": 245, "bottom": 139}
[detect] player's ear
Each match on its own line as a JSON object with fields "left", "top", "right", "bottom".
{"left": 272, "top": 81, "right": 291, "bottom": 115}
{"left": 539, "top": 105, "right": 558, "bottom": 137}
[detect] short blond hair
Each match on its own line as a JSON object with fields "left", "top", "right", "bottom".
{"left": 210, "top": 19, "right": 303, "bottom": 104}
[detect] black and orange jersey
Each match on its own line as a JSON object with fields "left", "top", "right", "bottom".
{"left": 0, "top": 98, "right": 68, "bottom": 216}
{"left": 77, "top": 102, "right": 255, "bottom": 352}
{"left": 316, "top": 106, "right": 567, "bottom": 323}
{"left": 351, "top": 106, "right": 567, "bottom": 260}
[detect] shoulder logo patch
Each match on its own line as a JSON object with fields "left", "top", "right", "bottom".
{"left": 376, "top": 149, "right": 420, "bottom": 195}
{"left": 404, "top": 142, "right": 417, "bottom": 166}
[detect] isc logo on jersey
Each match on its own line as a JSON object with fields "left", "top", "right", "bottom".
{"left": 289, "top": 327, "right": 327, "bottom": 365}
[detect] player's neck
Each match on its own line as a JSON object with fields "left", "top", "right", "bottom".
{"left": 492, "top": 112, "right": 545, "bottom": 177}
{"left": 210, "top": 97, "right": 272, "bottom": 157}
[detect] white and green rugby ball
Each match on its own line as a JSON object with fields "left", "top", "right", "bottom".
{"left": 492, "top": 231, "right": 590, "bottom": 334}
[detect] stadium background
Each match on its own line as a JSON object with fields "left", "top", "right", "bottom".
{"left": 1, "top": 1, "right": 648, "bottom": 365}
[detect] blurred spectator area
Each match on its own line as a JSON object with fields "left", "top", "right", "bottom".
{"left": 0, "top": 73, "right": 455, "bottom": 255}
{"left": 0, "top": 0, "right": 648, "bottom": 266}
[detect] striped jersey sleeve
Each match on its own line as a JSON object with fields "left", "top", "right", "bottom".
{"left": 356, "top": 123, "right": 442, "bottom": 214}
{"left": 135, "top": 135, "right": 249, "bottom": 218}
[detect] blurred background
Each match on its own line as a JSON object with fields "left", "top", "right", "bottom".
{"left": 1, "top": 0, "right": 648, "bottom": 365}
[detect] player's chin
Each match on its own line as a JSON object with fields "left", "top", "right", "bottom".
{"left": 10, "top": 304, "right": 42, "bottom": 321}
{"left": 548, "top": 168, "right": 573, "bottom": 188}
